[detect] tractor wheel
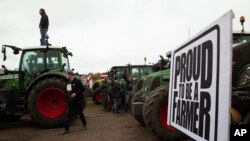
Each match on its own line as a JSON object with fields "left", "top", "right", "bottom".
{"left": 93, "top": 90, "right": 102, "bottom": 104}
{"left": 143, "top": 86, "right": 186, "bottom": 141}
{"left": 92, "top": 82, "right": 102, "bottom": 104}
{"left": 132, "top": 90, "right": 145, "bottom": 126}
{"left": 28, "top": 77, "right": 68, "bottom": 128}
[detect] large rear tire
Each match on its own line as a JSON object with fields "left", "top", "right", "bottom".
{"left": 28, "top": 77, "right": 68, "bottom": 128}
{"left": 93, "top": 91, "right": 102, "bottom": 104}
{"left": 143, "top": 86, "right": 186, "bottom": 141}
{"left": 132, "top": 90, "right": 145, "bottom": 126}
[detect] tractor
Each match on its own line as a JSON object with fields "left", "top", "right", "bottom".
{"left": 131, "top": 16, "right": 250, "bottom": 141}
{"left": 131, "top": 53, "right": 187, "bottom": 140}
{"left": 128, "top": 56, "right": 169, "bottom": 109}
{"left": 91, "top": 64, "right": 153, "bottom": 105}
{"left": 0, "top": 43, "right": 85, "bottom": 127}
{"left": 231, "top": 16, "right": 250, "bottom": 125}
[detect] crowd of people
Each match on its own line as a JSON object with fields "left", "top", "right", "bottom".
{"left": 101, "top": 76, "right": 132, "bottom": 113}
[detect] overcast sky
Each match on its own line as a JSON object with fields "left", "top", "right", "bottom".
{"left": 0, "top": 0, "right": 249, "bottom": 74}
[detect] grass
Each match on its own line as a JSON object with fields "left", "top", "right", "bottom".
{"left": 86, "top": 102, "right": 102, "bottom": 109}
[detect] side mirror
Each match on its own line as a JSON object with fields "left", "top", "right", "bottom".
{"left": 68, "top": 52, "right": 73, "bottom": 57}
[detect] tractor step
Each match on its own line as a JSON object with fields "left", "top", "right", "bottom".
{"left": 131, "top": 102, "right": 144, "bottom": 116}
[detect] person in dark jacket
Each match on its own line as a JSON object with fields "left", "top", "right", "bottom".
{"left": 111, "top": 80, "right": 121, "bottom": 113}
{"left": 61, "top": 70, "right": 87, "bottom": 135}
{"left": 39, "top": 8, "right": 49, "bottom": 46}
{"left": 101, "top": 78, "right": 110, "bottom": 112}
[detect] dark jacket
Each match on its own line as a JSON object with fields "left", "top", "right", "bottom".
{"left": 101, "top": 80, "right": 109, "bottom": 93}
{"left": 123, "top": 73, "right": 132, "bottom": 91}
{"left": 39, "top": 14, "right": 49, "bottom": 28}
{"left": 71, "top": 77, "right": 85, "bottom": 103}
{"left": 111, "top": 82, "right": 121, "bottom": 98}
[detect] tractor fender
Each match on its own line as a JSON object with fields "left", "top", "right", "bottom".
{"left": 27, "top": 72, "right": 68, "bottom": 92}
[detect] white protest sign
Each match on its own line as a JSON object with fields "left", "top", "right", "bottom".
{"left": 168, "top": 10, "right": 234, "bottom": 141}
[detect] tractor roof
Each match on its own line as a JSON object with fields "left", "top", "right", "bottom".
{"left": 111, "top": 65, "right": 152, "bottom": 68}
{"left": 233, "top": 31, "right": 250, "bottom": 34}
{"left": 21, "top": 46, "right": 64, "bottom": 51}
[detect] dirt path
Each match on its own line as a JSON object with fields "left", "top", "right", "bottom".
{"left": 0, "top": 100, "right": 160, "bottom": 141}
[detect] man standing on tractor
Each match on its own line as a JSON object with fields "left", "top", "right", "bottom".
{"left": 39, "top": 8, "right": 49, "bottom": 45}
{"left": 61, "top": 70, "right": 87, "bottom": 135}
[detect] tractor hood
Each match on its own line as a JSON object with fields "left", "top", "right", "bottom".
{"left": 0, "top": 73, "right": 19, "bottom": 89}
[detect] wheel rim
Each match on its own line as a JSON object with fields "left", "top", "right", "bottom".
{"left": 37, "top": 87, "right": 66, "bottom": 118}
{"left": 95, "top": 92, "right": 102, "bottom": 103}
{"left": 160, "top": 102, "right": 176, "bottom": 132}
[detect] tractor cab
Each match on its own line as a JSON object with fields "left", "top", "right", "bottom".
{"left": 2, "top": 45, "right": 72, "bottom": 90}
{"left": 18, "top": 47, "right": 71, "bottom": 89}
{"left": 233, "top": 32, "right": 250, "bottom": 45}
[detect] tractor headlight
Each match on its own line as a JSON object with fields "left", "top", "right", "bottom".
{"left": 239, "top": 67, "right": 250, "bottom": 86}
{"left": 239, "top": 77, "right": 248, "bottom": 86}
{"left": 245, "top": 67, "right": 250, "bottom": 79}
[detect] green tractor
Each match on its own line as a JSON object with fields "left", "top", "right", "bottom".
{"left": 0, "top": 44, "right": 84, "bottom": 127}
{"left": 131, "top": 53, "right": 186, "bottom": 140}
{"left": 128, "top": 56, "right": 168, "bottom": 109}
{"left": 131, "top": 17, "right": 250, "bottom": 140}
{"left": 91, "top": 64, "right": 153, "bottom": 105}
{"left": 231, "top": 23, "right": 250, "bottom": 124}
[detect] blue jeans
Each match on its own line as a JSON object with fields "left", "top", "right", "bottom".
{"left": 40, "top": 27, "right": 48, "bottom": 45}
{"left": 113, "top": 97, "right": 120, "bottom": 113}
{"left": 102, "top": 92, "right": 110, "bottom": 111}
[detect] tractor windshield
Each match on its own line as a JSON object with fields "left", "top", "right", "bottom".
{"left": 233, "top": 33, "right": 250, "bottom": 44}
{"left": 140, "top": 66, "right": 153, "bottom": 75}
{"left": 20, "top": 49, "right": 60, "bottom": 74}
{"left": 111, "top": 67, "right": 126, "bottom": 79}
{"left": 131, "top": 66, "right": 153, "bottom": 77}
{"left": 19, "top": 49, "right": 62, "bottom": 89}
{"left": 131, "top": 67, "right": 140, "bottom": 77}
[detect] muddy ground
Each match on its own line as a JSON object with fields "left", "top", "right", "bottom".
{"left": 0, "top": 99, "right": 160, "bottom": 141}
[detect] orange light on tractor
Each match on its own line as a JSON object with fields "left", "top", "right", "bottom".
{"left": 240, "top": 16, "right": 245, "bottom": 25}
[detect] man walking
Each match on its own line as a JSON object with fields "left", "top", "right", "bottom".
{"left": 39, "top": 8, "right": 49, "bottom": 45}
{"left": 61, "top": 70, "right": 87, "bottom": 135}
